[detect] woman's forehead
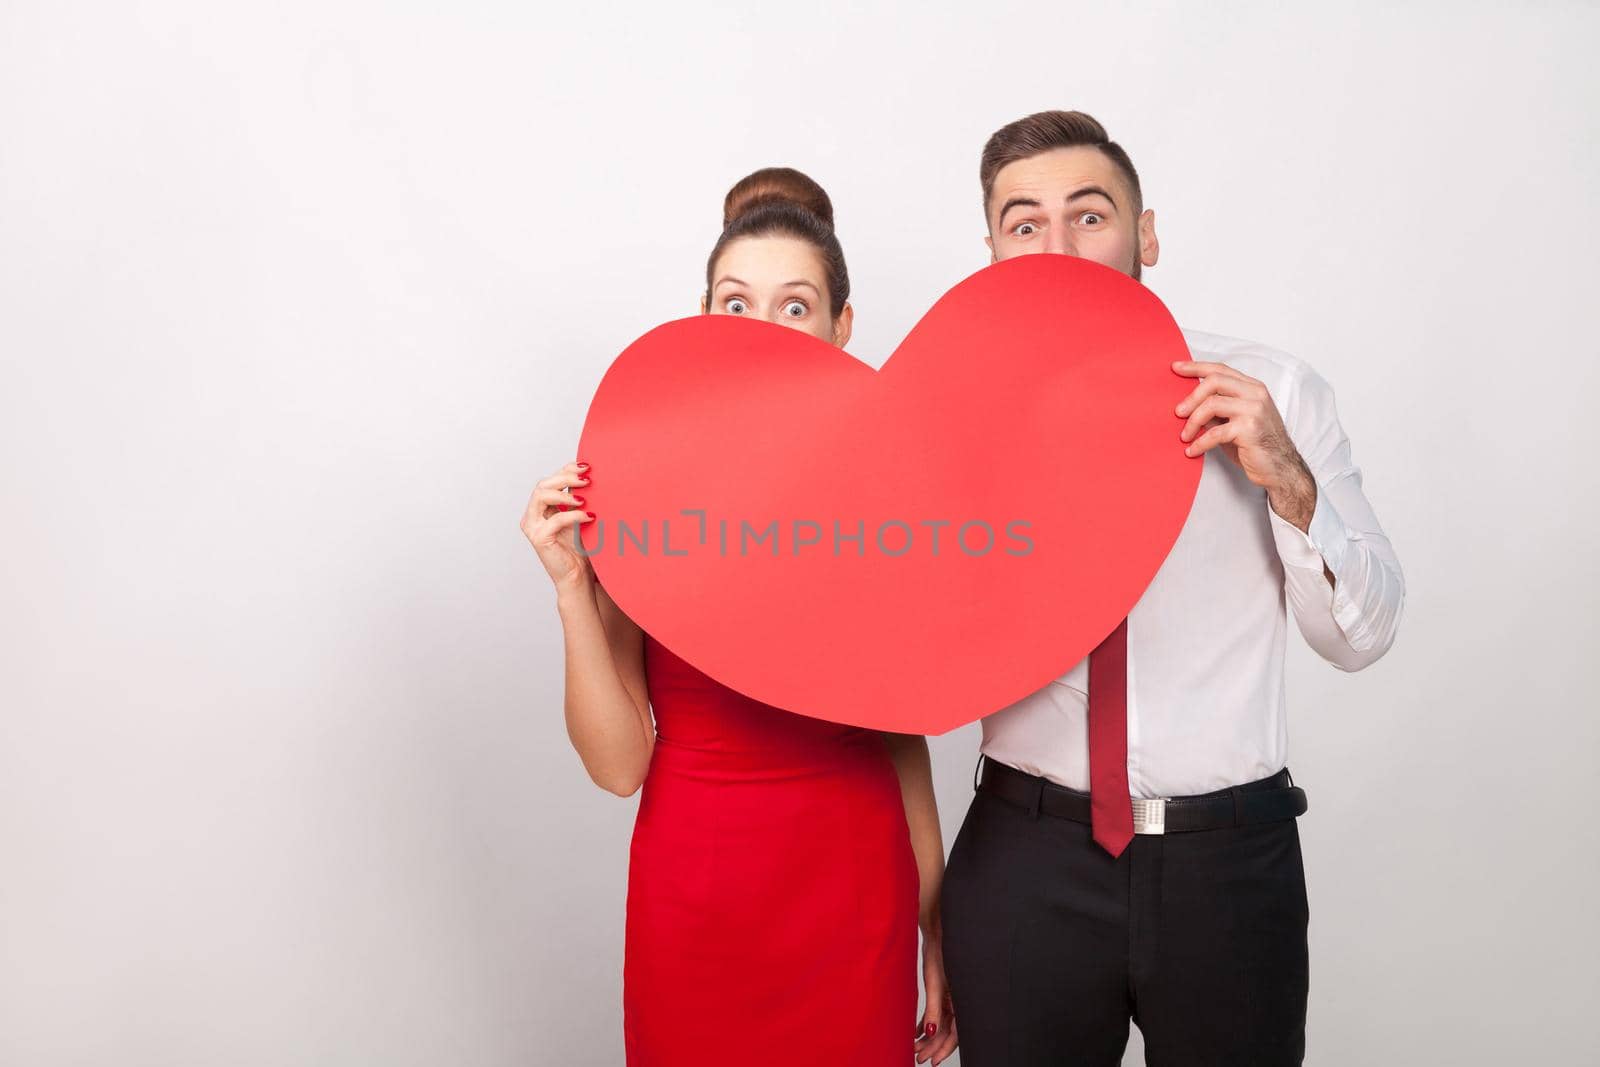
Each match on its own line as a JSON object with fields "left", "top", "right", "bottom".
{"left": 713, "top": 235, "right": 826, "bottom": 284}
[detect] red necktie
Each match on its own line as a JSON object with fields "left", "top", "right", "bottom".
{"left": 1087, "top": 616, "right": 1134, "bottom": 858}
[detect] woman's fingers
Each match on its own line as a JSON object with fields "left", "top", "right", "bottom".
{"left": 913, "top": 1009, "right": 957, "bottom": 1064}
{"left": 528, "top": 505, "right": 593, "bottom": 557}
{"left": 913, "top": 986, "right": 957, "bottom": 1065}
{"left": 538, "top": 465, "right": 590, "bottom": 489}
{"left": 535, "top": 460, "right": 592, "bottom": 495}
{"left": 539, "top": 506, "right": 594, "bottom": 542}
{"left": 544, "top": 479, "right": 588, "bottom": 511}
{"left": 537, "top": 473, "right": 590, "bottom": 498}
{"left": 531, "top": 475, "right": 590, "bottom": 520}
{"left": 526, "top": 461, "right": 595, "bottom": 522}
{"left": 915, "top": 1005, "right": 946, "bottom": 1064}
{"left": 932, "top": 1016, "right": 958, "bottom": 1064}
{"left": 528, "top": 508, "right": 596, "bottom": 586}
{"left": 524, "top": 464, "right": 586, "bottom": 521}
{"left": 519, "top": 460, "right": 596, "bottom": 588}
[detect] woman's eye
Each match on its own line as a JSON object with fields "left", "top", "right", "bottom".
{"left": 725, "top": 298, "right": 749, "bottom": 314}
{"left": 1013, "top": 222, "right": 1038, "bottom": 237}
{"left": 782, "top": 300, "right": 807, "bottom": 318}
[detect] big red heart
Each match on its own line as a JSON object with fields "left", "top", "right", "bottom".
{"left": 576, "top": 254, "right": 1199, "bottom": 735}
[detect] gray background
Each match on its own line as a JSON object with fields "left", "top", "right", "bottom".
{"left": 3, "top": 1, "right": 1596, "bottom": 1063}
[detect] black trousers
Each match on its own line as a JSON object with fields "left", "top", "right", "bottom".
{"left": 941, "top": 761, "right": 1309, "bottom": 1066}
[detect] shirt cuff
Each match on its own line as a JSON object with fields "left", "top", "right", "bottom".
{"left": 1269, "top": 478, "right": 1340, "bottom": 567}
{"left": 1269, "top": 483, "right": 1362, "bottom": 631}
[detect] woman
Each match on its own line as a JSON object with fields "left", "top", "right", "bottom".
{"left": 521, "top": 168, "right": 958, "bottom": 1066}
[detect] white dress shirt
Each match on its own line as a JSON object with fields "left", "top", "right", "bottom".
{"left": 979, "top": 328, "right": 1406, "bottom": 798}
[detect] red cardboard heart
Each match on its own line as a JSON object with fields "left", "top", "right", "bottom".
{"left": 576, "top": 254, "right": 1199, "bottom": 735}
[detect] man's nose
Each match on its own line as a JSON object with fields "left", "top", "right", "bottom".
{"left": 1044, "top": 229, "right": 1076, "bottom": 256}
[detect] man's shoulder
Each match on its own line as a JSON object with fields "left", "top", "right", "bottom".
{"left": 1178, "top": 327, "right": 1318, "bottom": 383}
{"left": 1178, "top": 326, "right": 1346, "bottom": 436}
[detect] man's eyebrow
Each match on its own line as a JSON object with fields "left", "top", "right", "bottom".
{"left": 997, "top": 185, "right": 1121, "bottom": 229}
{"left": 997, "top": 196, "right": 1041, "bottom": 228}
{"left": 1066, "top": 184, "right": 1119, "bottom": 209}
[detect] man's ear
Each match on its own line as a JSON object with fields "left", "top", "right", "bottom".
{"left": 984, "top": 233, "right": 996, "bottom": 264}
{"left": 832, "top": 302, "right": 854, "bottom": 349}
{"left": 1138, "top": 209, "right": 1160, "bottom": 269}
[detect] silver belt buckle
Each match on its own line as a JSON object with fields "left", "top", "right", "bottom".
{"left": 1131, "top": 796, "right": 1166, "bottom": 835}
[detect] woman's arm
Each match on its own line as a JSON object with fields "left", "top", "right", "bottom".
{"left": 523, "top": 460, "right": 654, "bottom": 797}
{"left": 881, "top": 732, "right": 958, "bottom": 1061}
{"left": 881, "top": 733, "right": 944, "bottom": 933}
{"left": 559, "top": 579, "right": 653, "bottom": 796}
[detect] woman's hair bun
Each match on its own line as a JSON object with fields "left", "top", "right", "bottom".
{"left": 721, "top": 167, "right": 834, "bottom": 230}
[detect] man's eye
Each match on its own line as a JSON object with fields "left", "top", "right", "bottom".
{"left": 1080, "top": 212, "right": 1105, "bottom": 225}
{"left": 725, "top": 298, "right": 748, "bottom": 314}
{"left": 1013, "top": 222, "right": 1038, "bottom": 236}
{"left": 782, "top": 300, "right": 807, "bottom": 318}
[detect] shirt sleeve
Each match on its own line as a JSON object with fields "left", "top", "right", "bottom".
{"left": 1266, "top": 361, "right": 1406, "bottom": 671}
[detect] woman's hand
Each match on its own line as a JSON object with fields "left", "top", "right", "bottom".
{"left": 520, "top": 460, "right": 595, "bottom": 595}
{"left": 915, "top": 929, "right": 958, "bottom": 1064}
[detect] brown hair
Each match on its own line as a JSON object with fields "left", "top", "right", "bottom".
{"left": 979, "top": 110, "right": 1143, "bottom": 226}
{"left": 704, "top": 167, "right": 849, "bottom": 317}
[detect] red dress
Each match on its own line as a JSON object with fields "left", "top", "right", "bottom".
{"left": 623, "top": 632, "right": 920, "bottom": 1065}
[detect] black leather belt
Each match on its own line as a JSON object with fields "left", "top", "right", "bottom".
{"left": 976, "top": 755, "right": 1308, "bottom": 834}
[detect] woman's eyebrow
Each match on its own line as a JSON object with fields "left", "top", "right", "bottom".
{"left": 783, "top": 280, "right": 820, "bottom": 295}
{"left": 713, "top": 276, "right": 748, "bottom": 290}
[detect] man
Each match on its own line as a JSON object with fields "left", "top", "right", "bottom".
{"left": 938, "top": 110, "right": 1405, "bottom": 1066}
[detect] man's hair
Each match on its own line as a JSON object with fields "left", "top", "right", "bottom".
{"left": 979, "top": 110, "right": 1143, "bottom": 226}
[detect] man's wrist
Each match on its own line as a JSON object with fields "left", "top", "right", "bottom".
{"left": 1266, "top": 454, "right": 1318, "bottom": 533}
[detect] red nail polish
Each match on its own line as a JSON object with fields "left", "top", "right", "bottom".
{"left": 925, "top": 1022, "right": 936, "bottom": 1035}
{"left": 571, "top": 495, "right": 585, "bottom": 505}
{"left": 581, "top": 512, "right": 595, "bottom": 523}
{"left": 576, "top": 462, "right": 589, "bottom": 470}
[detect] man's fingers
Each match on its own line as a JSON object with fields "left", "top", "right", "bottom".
{"left": 1176, "top": 360, "right": 1271, "bottom": 407}
{"left": 1180, "top": 396, "right": 1247, "bottom": 441}
{"left": 1186, "top": 419, "right": 1239, "bottom": 457}
{"left": 1174, "top": 366, "right": 1258, "bottom": 413}
{"left": 1173, "top": 361, "right": 1271, "bottom": 417}
{"left": 1174, "top": 373, "right": 1234, "bottom": 415}
{"left": 1174, "top": 359, "right": 1247, "bottom": 382}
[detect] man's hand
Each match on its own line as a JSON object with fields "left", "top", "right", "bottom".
{"left": 1171, "top": 360, "right": 1336, "bottom": 588}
